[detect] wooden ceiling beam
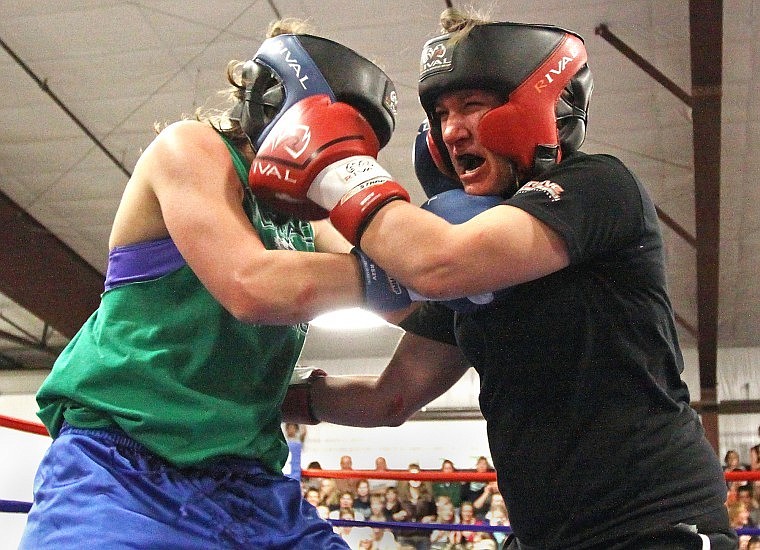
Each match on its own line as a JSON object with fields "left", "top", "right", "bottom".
{"left": 0, "top": 190, "right": 103, "bottom": 339}
{"left": 689, "top": 0, "right": 723, "bottom": 450}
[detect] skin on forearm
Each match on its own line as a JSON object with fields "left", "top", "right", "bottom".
{"left": 359, "top": 199, "right": 570, "bottom": 299}
{"left": 222, "top": 248, "right": 365, "bottom": 325}
{"left": 310, "top": 332, "right": 470, "bottom": 427}
{"left": 310, "top": 375, "right": 408, "bottom": 427}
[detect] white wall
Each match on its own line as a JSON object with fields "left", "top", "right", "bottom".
{"left": 0, "top": 395, "right": 51, "bottom": 550}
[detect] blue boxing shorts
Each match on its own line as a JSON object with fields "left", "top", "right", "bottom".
{"left": 19, "top": 424, "right": 349, "bottom": 549}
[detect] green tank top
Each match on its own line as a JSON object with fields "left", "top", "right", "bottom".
{"left": 36, "top": 134, "right": 315, "bottom": 470}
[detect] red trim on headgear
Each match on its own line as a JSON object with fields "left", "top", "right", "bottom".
{"left": 479, "top": 33, "right": 587, "bottom": 172}
{"left": 425, "top": 128, "right": 457, "bottom": 179}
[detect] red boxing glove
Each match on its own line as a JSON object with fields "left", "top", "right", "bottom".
{"left": 281, "top": 367, "right": 327, "bottom": 425}
{"left": 248, "top": 95, "right": 382, "bottom": 220}
{"left": 329, "top": 175, "right": 409, "bottom": 245}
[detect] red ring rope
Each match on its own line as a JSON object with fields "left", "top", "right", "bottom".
{"left": 304, "top": 468, "right": 760, "bottom": 483}
{"left": 1, "top": 414, "right": 759, "bottom": 483}
{"left": 0, "top": 414, "right": 48, "bottom": 436}
{"left": 302, "top": 468, "right": 498, "bottom": 482}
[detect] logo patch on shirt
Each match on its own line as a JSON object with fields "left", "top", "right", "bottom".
{"left": 515, "top": 179, "right": 564, "bottom": 202}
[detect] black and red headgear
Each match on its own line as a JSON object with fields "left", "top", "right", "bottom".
{"left": 418, "top": 22, "right": 593, "bottom": 180}
{"left": 232, "top": 34, "right": 397, "bottom": 152}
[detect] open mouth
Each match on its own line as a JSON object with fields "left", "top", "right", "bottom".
{"left": 457, "top": 153, "right": 485, "bottom": 174}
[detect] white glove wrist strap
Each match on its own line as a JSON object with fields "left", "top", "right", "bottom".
{"left": 307, "top": 155, "right": 391, "bottom": 210}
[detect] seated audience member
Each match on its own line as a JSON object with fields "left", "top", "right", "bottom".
{"left": 370, "top": 456, "right": 397, "bottom": 495}
{"left": 302, "top": 460, "right": 323, "bottom": 490}
{"left": 397, "top": 463, "right": 434, "bottom": 502}
{"left": 384, "top": 487, "right": 404, "bottom": 521}
{"left": 429, "top": 496, "right": 457, "bottom": 550}
{"left": 728, "top": 500, "right": 750, "bottom": 528}
{"left": 336, "top": 509, "right": 374, "bottom": 550}
{"left": 727, "top": 471, "right": 748, "bottom": 505}
{"left": 460, "top": 456, "right": 493, "bottom": 518}
{"left": 320, "top": 477, "right": 341, "bottom": 511}
{"left": 728, "top": 500, "right": 752, "bottom": 550}
{"left": 386, "top": 463, "right": 435, "bottom": 550}
{"left": 473, "top": 481, "right": 502, "bottom": 520}
{"left": 336, "top": 454, "right": 360, "bottom": 496}
{"left": 737, "top": 485, "right": 759, "bottom": 527}
{"left": 369, "top": 493, "right": 392, "bottom": 522}
{"left": 395, "top": 464, "right": 437, "bottom": 550}
{"left": 470, "top": 532, "right": 498, "bottom": 550}
{"left": 449, "top": 501, "right": 484, "bottom": 548}
{"left": 432, "top": 459, "right": 463, "bottom": 511}
{"left": 305, "top": 487, "right": 321, "bottom": 508}
{"left": 725, "top": 450, "right": 749, "bottom": 472}
{"left": 368, "top": 525, "right": 400, "bottom": 550}
{"left": 488, "top": 504, "right": 510, "bottom": 549}
{"left": 483, "top": 491, "right": 506, "bottom": 522}
{"left": 330, "top": 490, "right": 366, "bottom": 521}
{"left": 354, "top": 478, "right": 373, "bottom": 518}
{"left": 750, "top": 426, "right": 760, "bottom": 471}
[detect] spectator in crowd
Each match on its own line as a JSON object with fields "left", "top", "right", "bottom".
{"left": 397, "top": 463, "right": 434, "bottom": 503}
{"left": 305, "top": 487, "right": 321, "bottom": 509}
{"left": 368, "top": 493, "right": 392, "bottom": 523}
{"left": 751, "top": 426, "right": 760, "bottom": 471}
{"left": 432, "top": 459, "right": 463, "bottom": 512}
{"left": 728, "top": 500, "right": 751, "bottom": 550}
{"left": 336, "top": 509, "right": 374, "bottom": 550}
{"left": 316, "top": 505, "right": 331, "bottom": 520}
{"left": 449, "top": 501, "right": 485, "bottom": 548}
{"left": 330, "top": 491, "right": 366, "bottom": 521}
{"left": 366, "top": 493, "right": 399, "bottom": 549}
{"left": 737, "top": 485, "right": 760, "bottom": 527}
{"left": 727, "top": 469, "right": 749, "bottom": 505}
{"left": 751, "top": 482, "right": 760, "bottom": 527}
{"left": 460, "top": 456, "right": 493, "bottom": 516}
{"left": 284, "top": 422, "right": 306, "bottom": 443}
{"left": 302, "top": 460, "right": 324, "bottom": 491}
{"left": 354, "top": 478, "right": 373, "bottom": 518}
{"left": 385, "top": 487, "right": 405, "bottom": 521}
{"left": 337, "top": 454, "right": 361, "bottom": 496}
{"left": 488, "top": 504, "right": 510, "bottom": 549}
{"left": 725, "top": 450, "right": 749, "bottom": 472}
{"left": 321, "top": 478, "right": 342, "bottom": 512}
{"left": 473, "top": 481, "right": 502, "bottom": 520}
{"left": 484, "top": 492, "right": 506, "bottom": 522}
{"left": 395, "top": 463, "right": 437, "bottom": 550}
{"left": 283, "top": 422, "right": 305, "bottom": 480}
{"left": 428, "top": 496, "right": 457, "bottom": 550}
{"left": 470, "top": 532, "right": 498, "bottom": 550}
{"left": 371, "top": 456, "right": 397, "bottom": 495}
{"left": 367, "top": 525, "right": 400, "bottom": 550}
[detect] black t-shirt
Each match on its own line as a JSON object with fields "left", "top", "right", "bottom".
{"left": 400, "top": 152, "right": 729, "bottom": 548}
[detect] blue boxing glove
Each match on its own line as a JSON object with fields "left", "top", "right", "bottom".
{"left": 351, "top": 189, "right": 504, "bottom": 313}
{"left": 413, "top": 119, "right": 460, "bottom": 198}
{"left": 351, "top": 248, "right": 412, "bottom": 311}
{"left": 421, "top": 189, "right": 504, "bottom": 313}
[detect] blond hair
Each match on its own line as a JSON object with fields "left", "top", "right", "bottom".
{"left": 439, "top": 6, "right": 492, "bottom": 44}
{"left": 192, "top": 18, "right": 313, "bottom": 146}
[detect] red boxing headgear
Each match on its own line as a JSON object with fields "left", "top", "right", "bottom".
{"left": 478, "top": 33, "right": 586, "bottom": 171}
{"left": 418, "top": 22, "right": 593, "bottom": 178}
